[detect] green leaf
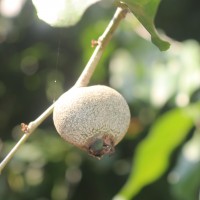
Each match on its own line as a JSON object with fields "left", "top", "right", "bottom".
{"left": 113, "top": 104, "right": 200, "bottom": 200}
{"left": 115, "top": 0, "right": 170, "bottom": 51}
{"left": 32, "top": 0, "right": 101, "bottom": 27}
{"left": 170, "top": 131, "right": 200, "bottom": 200}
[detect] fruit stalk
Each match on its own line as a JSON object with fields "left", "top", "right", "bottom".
{"left": 74, "top": 7, "right": 128, "bottom": 87}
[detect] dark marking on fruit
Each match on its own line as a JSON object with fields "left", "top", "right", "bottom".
{"left": 88, "top": 135, "right": 115, "bottom": 159}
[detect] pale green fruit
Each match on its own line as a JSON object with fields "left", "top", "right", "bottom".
{"left": 53, "top": 85, "right": 130, "bottom": 159}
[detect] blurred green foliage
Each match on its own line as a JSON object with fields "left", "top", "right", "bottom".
{"left": 33, "top": 0, "right": 170, "bottom": 50}
{"left": 0, "top": 0, "right": 200, "bottom": 200}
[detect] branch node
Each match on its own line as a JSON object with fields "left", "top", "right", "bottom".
{"left": 21, "top": 123, "right": 29, "bottom": 133}
{"left": 91, "top": 39, "right": 99, "bottom": 48}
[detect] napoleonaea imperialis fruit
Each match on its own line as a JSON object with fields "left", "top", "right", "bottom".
{"left": 53, "top": 85, "right": 130, "bottom": 159}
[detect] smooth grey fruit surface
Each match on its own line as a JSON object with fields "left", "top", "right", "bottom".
{"left": 53, "top": 85, "right": 130, "bottom": 158}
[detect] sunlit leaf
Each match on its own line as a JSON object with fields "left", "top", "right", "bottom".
{"left": 113, "top": 104, "right": 200, "bottom": 200}
{"left": 115, "top": 0, "right": 170, "bottom": 51}
{"left": 32, "top": 0, "right": 101, "bottom": 27}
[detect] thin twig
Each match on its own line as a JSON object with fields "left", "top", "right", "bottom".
{"left": 75, "top": 7, "right": 128, "bottom": 87}
{"left": 0, "top": 104, "right": 54, "bottom": 173}
{"left": 0, "top": 7, "right": 128, "bottom": 173}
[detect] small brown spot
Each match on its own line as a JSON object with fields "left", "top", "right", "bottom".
{"left": 21, "top": 123, "right": 29, "bottom": 133}
{"left": 91, "top": 39, "right": 99, "bottom": 48}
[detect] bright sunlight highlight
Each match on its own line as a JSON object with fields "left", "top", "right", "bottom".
{"left": 32, "top": 0, "right": 66, "bottom": 25}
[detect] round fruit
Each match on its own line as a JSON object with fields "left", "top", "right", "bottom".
{"left": 53, "top": 85, "right": 130, "bottom": 159}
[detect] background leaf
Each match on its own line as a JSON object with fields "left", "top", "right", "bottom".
{"left": 115, "top": 0, "right": 170, "bottom": 51}
{"left": 32, "top": 0, "right": 170, "bottom": 50}
{"left": 113, "top": 104, "right": 200, "bottom": 200}
{"left": 32, "top": 0, "right": 101, "bottom": 27}
{"left": 169, "top": 131, "right": 200, "bottom": 200}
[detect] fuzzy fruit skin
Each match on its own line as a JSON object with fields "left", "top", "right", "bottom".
{"left": 53, "top": 85, "right": 130, "bottom": 158}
